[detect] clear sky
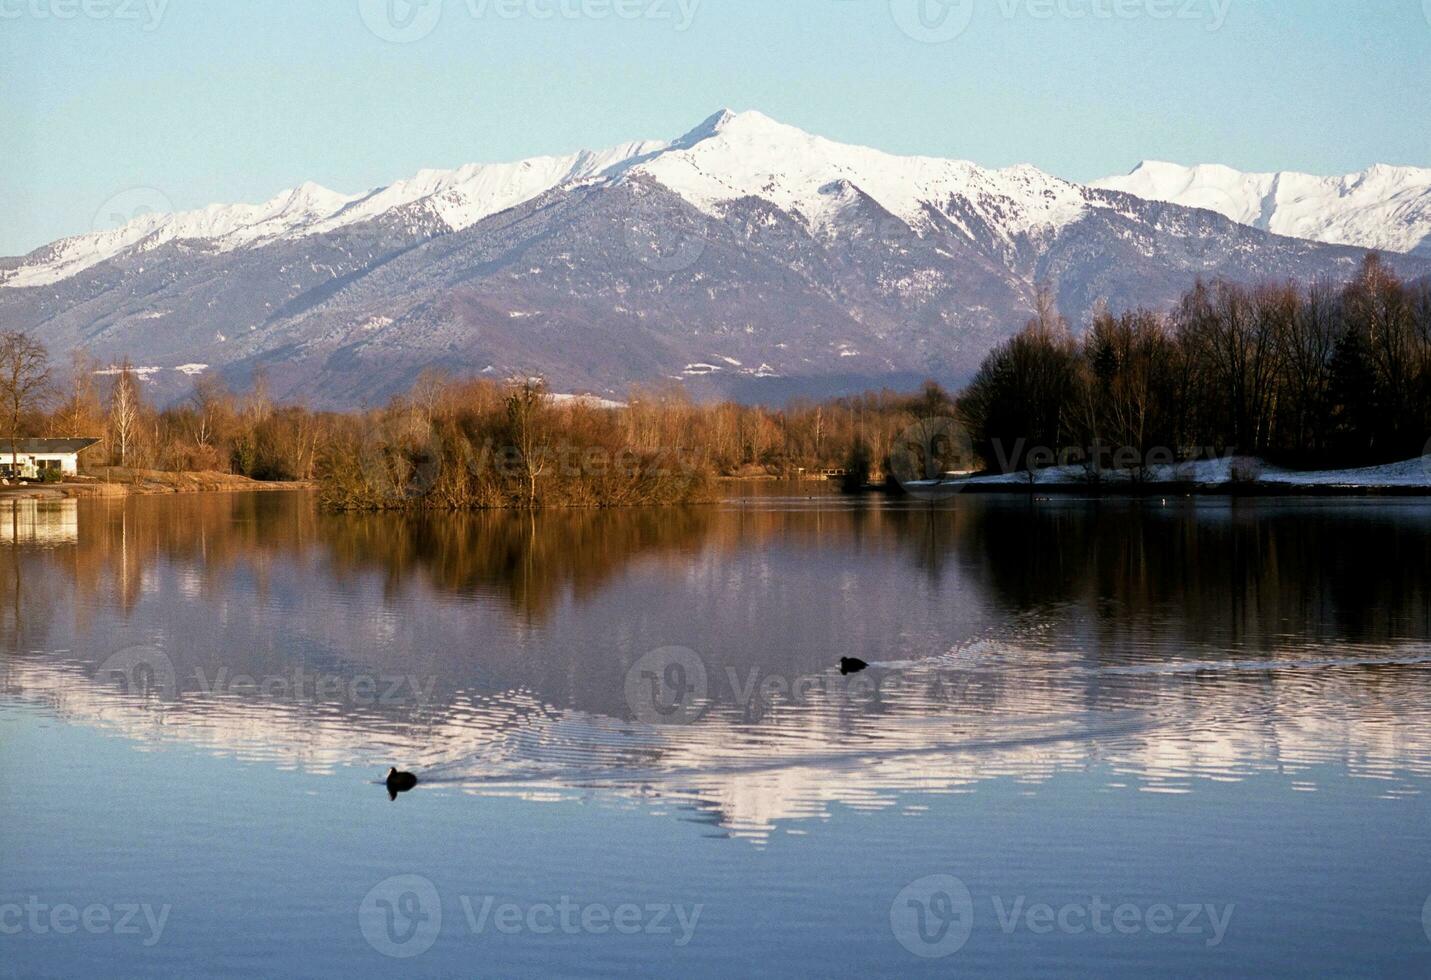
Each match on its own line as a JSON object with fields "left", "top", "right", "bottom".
{"left": 2, "top": 0, "right": 1428, "bottom": 256}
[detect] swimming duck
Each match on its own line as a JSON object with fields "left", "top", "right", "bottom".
{"left": 385, "top": 767, "right": 419, "bottom": 800}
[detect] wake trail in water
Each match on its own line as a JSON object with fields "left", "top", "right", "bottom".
{"left": 1102, "top": 652, "right": 1431, "bottom": 676}
{"left": 409, "top": 711, "right": 1151, "bottom": 790}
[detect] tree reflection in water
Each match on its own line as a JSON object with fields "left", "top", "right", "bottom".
{"left": 3, "top": 491, "right": 1431, "bottom": 837}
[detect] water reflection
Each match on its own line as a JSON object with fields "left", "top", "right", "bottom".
{"left": 0, "top": 499, "right": 79, "bottom": 545}
{"left": 321, "top": 506, "right": 715, "bottom": 617}
{"left": 3, "top": 491, "right": 1431, "bottom": 842}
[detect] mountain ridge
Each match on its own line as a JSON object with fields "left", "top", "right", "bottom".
{"left": 3, "top": 110, "right": 1428, "bottom": 408}
{"left": 10, "top": 110, "right": 1429, "bottom": 289}
{"left": 1093, "top": 159, "right": 1431, "bottom": 257}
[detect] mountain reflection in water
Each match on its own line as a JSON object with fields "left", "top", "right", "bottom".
{"left": 3, "top": 490, "right": 1430, "bottom": 841}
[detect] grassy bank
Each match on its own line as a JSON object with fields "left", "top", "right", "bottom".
{"left": 0, "top": 469, "right": 316, "bottom": 500}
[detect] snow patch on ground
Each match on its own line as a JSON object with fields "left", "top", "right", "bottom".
{"left": 548, "top": 393, "right": 627, "bottom": 409}
{"left": 922, "top": 455, "right": 1431, "bottom": 490}
{"left": 1259, "top": 457, "right": 1431, "bottom": 488}
{"left": 93, "top": 365, "right": 163, "bottom": 382}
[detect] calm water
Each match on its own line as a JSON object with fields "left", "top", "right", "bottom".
{"left": 3, "top": 488, "right": 1431, "bottom": 977}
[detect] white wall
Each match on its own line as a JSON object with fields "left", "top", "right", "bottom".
{"left": 49, "top": 454, "right": 80, "bottom": 476}
{"left": 3, "top": 453, "right": 79, "bottom": 478}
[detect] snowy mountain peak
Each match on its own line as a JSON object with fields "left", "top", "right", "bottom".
{"left": 4, "top": 113, "right": 1429, "bottom": 410}
{"left": 680, "top": 107, "right": 739, "bottom": 140}
{"left": 7, "top": 114, "right": 1429, "bottom": 292}
{"left": 5, "top": 110, "right": 1096, "bottom": 289}
{"left": 285, "top": 180, "right": 343, "bottom": 203}
{"left": 630, "top": 109, "right": 1092, "bottom": 238}
{"left": 1095, "top": 160, "right": 1431, "bottom": 256}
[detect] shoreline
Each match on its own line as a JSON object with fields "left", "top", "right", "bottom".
{"left": 4, "top": 467, "right": 1428, "bottom": 503}
{"left": 883, "top": 455, "right": 1431, "bottom": 499}
{"left": 888, "top": 482, "right": 1431, "bottom": 498}
{"left": 0, "top": 471, "right": 315, "bottom": 500}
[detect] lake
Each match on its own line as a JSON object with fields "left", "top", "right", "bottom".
{"left": 3, "top": 488, "right": 1431, "bottom": 977}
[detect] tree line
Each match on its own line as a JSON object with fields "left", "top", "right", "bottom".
{"left": 26, "top": 351, "right": 323, "bottom": 481}
{"left": 958, "top": 255, "right": 1431, "bottom": 472}
{"left": 3, "top": 341, "right": 944, "bottom": 503}
{"left": 4, "top": 253, "right": 1428, "bottom": 503}
{"left": 315, "top": 376, "right": 955, "bottom": 509}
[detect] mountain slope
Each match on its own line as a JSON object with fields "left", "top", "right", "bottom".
{"left": 3, "top": 137, "right": 669, "bottom": 289}
{"left": 1093, "top": 161, "right": 1431, "bottom": 257}
{"left": 632, "top": 110, "right": 1092, "bottom": 240}
{"left": 4, "top": 111, "right": 1429, "bottom": 407}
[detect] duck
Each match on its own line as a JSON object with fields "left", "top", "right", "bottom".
{"left": 839, "top": 657, "right": 869, "bottom": 675}
{"left": 385, "top": 767, "right": 419, "bottom": 800}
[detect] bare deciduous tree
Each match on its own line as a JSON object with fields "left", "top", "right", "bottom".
{"left": 0, "top": 331, "right": 52, "bottom": 477}
{"left": 506, "top": 378, "right": 550, "bottom": 508}
{"left": 108, "top": 361, "right": 142, "bottom": 467}
{"left": 53, "top": 349, "right": 104, "bottom": 443}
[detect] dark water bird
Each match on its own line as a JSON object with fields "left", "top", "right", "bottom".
{"left": 839, "top": 657, "right": 869, "bottom": 675}
{"left": 385, "top": 767, "right": 419, "bottom": 801}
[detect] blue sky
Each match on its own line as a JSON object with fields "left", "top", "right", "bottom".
{"left": 2, "top": 0, "right": 1428, "bottom": 255}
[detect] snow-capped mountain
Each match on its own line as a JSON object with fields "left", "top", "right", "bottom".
{"left": 1094, "top": 161, "right": 1431, "bottom": 257}
{"left": 4, "top": 110, "right": 1428, "bottom": 407}
{"left": 4, "top": 109, "right": 1103, "bottom": 289}
{"left": 633, "top": 109, "right": 1092, "bottom": 239}
{"left": 5, "top": 138, "right": 671, "bottom": 289}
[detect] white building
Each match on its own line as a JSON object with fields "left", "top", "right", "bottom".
{"left": 1, "top": 438, "right": 100, "bottom": 480}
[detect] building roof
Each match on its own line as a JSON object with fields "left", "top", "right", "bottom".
{"left": 0, "top": 438, "right": 100, "bottom": 454}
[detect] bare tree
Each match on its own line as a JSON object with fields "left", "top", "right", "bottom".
{"left": 53, "top": 349, "right": 104, "bottom": 441}
{"left": 190, "top": 374, "right": 237, "bottom": 450}
{"left": 0, "top": 331, "right": 52, "bottom": 477}
{"left": 108, "top": 361, "right": 142, "bottom": 466}
{"left": 411, "top": 367, "right": 451, "bottom": 429}
{"left": 505, "top": 378, "right": 550, "bottom": 508}
{"left": 1275, "top": 277, "right": 1341, "bottom": 456}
